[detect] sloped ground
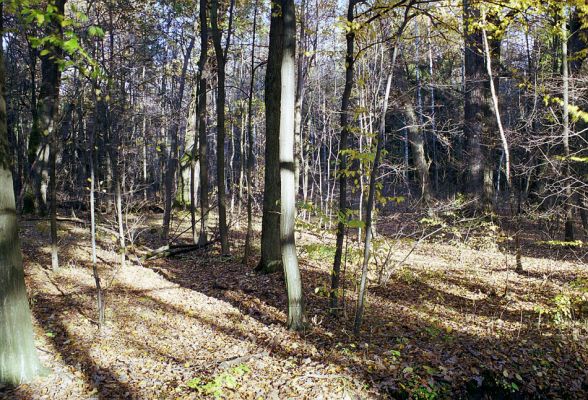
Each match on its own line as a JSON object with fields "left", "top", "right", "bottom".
{"left": 2, "top": 214, "right": 588, "bottom": 399}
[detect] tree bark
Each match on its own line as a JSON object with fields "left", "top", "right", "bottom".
{"left": 404, "top": 102, "right": 432, "bottom": 203}
{"left": 278, "top": 0, "right": 305, "bottom": 330}
{"left": 331, "top": 0, "right": 357, "bottom": 311}
{"left": 463, "top": 0, "right": 489, "bottom": 208}
{"left": 197, "top": 0, "right": 210, "bottom": 246}
{"left": 257, "top": 0, "right": 285, "bottom": 273}
{"left": 162, "top": 35, "right": 195, "bottom": 241}
{"left": 211, "top": 0, "right": 230, "bottom": 255}
{"left": 89, "top": 106, "right": 105, "bottom": 327}
{"left": 243, "top": 0, "right": 259, "bottom": 264}
{"left": 0, "top": 5, "right": 44, "bottom": 381}
{"left": 561, "top": 9, "right": 574, "bottom": 242}
{"left": 354, "top": 72, "right": 392, "bottom": 335}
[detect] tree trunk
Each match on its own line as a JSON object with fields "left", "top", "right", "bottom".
{"left": 463, "top": 0, "right": 488, "bottom": 207}
{"left": 0, "top": 6, "right": 44, "bottom": 380}
{"left": 198, "top": 0, "right": 210, "bottom": 246}
{"left": 211, "top": 0, "right": 230, "bottom": 255}
{"left": 162, "top": 36, "right": 195, "bottom": 241}
{"left": 404, "top": 102, "right": 432, "bottom": 204}
{"left": 277, "top": 0, "right": 305, "bottom": 331}
{"left": 257, "top": 0, "right": 285, "bottom": 273}
{"left": 243, "top": 0, "right": 259, "bottom": 264}
{"left": 354, "top": 72, "right": 392, "bottom": 335}
{"left": 89, "top": 110, "right": 105, "bottom": 327}
{"left": 331, "top": 0, "right": 357, "bottom": 311}
{"left": 561, "top": 9, "right": 574, "bottom": 242}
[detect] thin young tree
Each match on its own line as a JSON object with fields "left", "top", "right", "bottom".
{"left": 197, "top": 0, "right": 210, "bottom": 246}
{"left": 561, "top": 5, "right": 574, "bottom": 242}
{"left": 89, "top": 105, "right": 105, "bottom": 327}
{"left": 243, "top": 0, "right": 259, "bottom": 264}
{"left": 210, "top": 0, "right": 233, "bottom": 255}
{"left": 331, "top": 0, "right": 358, "bottom": 311}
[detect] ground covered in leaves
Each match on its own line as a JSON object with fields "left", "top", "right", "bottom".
{"left": 2, "top": 212, "right": 588, "bottom": 399}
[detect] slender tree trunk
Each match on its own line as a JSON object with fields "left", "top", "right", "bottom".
{"left": 89, "top": 113, "right": 104, "bottom": 327}
{"left": 114, "top": 174, "right": 126, "bottom": 268}
{"left": 561, "top": 9, "right": 574, "bottom": 242}
{"left": 198, "top": 0, "right": 210, "bottom": 246}
{"left": 49, "top": 126, "right": 58, "bottom": 269}
{"left": 183, "top": 89, "right": 200, "bottom": 243}
{"left": 354, "top": 73, "right": 392, "bottom": 335}
{"left": 331, "top": 0, "right": 357, "bottom": 311}
{"left": 211, "top": 0, "right": 230, "bottom": 254}
{"left": 427, "top": 21, "right": 439, "bottom": 192}
{"left": 243, "top": 0, "right": 259, "bottom": 264}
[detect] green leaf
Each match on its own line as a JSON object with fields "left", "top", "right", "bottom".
{"left": 88, "top": 26, "right": 105, "bottom": 38}
{"left": 186, "top": 378, "right": 201, "bottom": 389}
{"left": 347, "top": 219, "right": 365, "bottom": 229}
{"left": 62, "top": 37, "right": 80, "bottom": 54}
{"left": 224, "top": 374, "right": 237, "bottom": 388}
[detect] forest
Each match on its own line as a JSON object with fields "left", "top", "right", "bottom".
{"left": 0, "top": 0, "right": 587, "bottom": 398}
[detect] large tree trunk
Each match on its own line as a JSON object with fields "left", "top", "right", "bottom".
{"left": 330, "top": 0, "right": 357, "bottom": 311}
{"left": 0, "top": 6, "right": 44, "bottom": 382}
{"left": 257, "top": 0, "right": 284, "bottom": 273}
{"left": 211, "top": 0, "right": 230, "bottom": 255}
{"left": 277, "top": 0, "right": 305, "bottom": 331}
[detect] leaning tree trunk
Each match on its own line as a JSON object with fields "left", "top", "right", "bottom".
{"left": 354, "top": 73, "right": 392, "bottom": 335}
{"left": 257, "top": 0, "right": 285, "bottom": 273}
{"left": 211, "top": 0, "right": 230, "bottom": 255}
{"left": 277, "top": 0, "right": 305, "bottom": 331}
{"left": 0, "top": 6, "right": 44, "bottom": 382}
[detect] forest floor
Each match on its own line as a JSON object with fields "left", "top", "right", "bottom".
{"left": 2, "top": 210, "right": 588, "bottom": 399}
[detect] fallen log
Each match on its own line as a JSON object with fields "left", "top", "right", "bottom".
{"left": 143, "top": 238, "right": 217, "bottom": 260}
